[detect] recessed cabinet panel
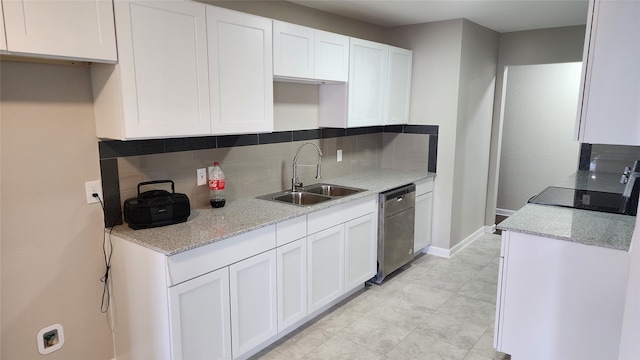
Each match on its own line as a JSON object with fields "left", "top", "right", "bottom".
{"left": 577, "top": 0, "right": 640, "bottom": 145}
{"left": 169, "top": 267, "right": 232, "bottom": 360}
{"left": 387, "top": 46, "right": 413, "bottom": 125}
{"left": 308, "top": 225, "right": 345, "bottom": 313}
{"left": 128, "top": 3, "right": 210, "bottom": 136}
{"left": 273, "top": 21, "right": 314, "bottom": 79}
{"left": 344, "top": 213, "right": 376, "bottom": 291}
{"left": 414, "top": 191, "right": 433, "bottom": 253}
{"left": 2, "top": 0, "right": 116, "bottom": 61}
{"left": 277, "top": 239, "right": 308, "bottom": 331}
{"left": 315, "top": 30, "right": 349, "bottom": 82}
{"left": 348, "top": 38, "right": 389, "bottom": 127}
{"left": 230, "top": 250, "right": 277, "bottom": 358}
{"left": 208, "top": 6, "right": 274, "bottom": 135}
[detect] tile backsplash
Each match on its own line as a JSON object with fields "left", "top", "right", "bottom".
{"left": 99, "top": 125, "right": 437, "bottom": 225}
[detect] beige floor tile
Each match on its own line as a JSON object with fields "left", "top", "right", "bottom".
{"left": 383, "top": 332, "right": 469, "bottom": 360}
{"left": 309, "top": 304, "right": 366, "bottom": 335}
{"left": 416, "top": 311, "right": 489, "bottom": 349}
{"left": 474, "top": 264, "right": 500, "bottom": 284}
{"left": 469, "top": 327, "right": 511, "bottom": 360}
{"left": 436, "top": 294, "right": 496, "bottom": 326}
{"left": 338, "top": 313, "right": 414, "bottom": 355}
{"left": 457, "top": 278, "right": 498, "bottom": 304}
{"left": 399, "top": 282, "right": 456, "bottom": 310}
{"left": 368, "top": 295, "right": 435, "bottom": 329}
{"left": 272, "top": 326, "right": 333, "bottom": 359}
{"left": 303, "top": 336, "right": 384, "bottom": 360}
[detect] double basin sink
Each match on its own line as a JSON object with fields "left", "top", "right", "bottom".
{"left": 257, "top": 183, "right": 367, "bottom": 206}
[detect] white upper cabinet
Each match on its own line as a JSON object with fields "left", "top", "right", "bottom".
{"left": 348, "top": 38, "right": 390, "bottom": 127}
{"left": 386, "top": 46, "right": 413, "bottom": 125}
{"left": 576, "top": 0, "right": 640, "bottom": 145}
{"left": 319, "top": 38, "right": 412, "bottom": 128}
{"left": 208, "top": 6, "right": 274, "bottom": 135}
{"left": 273, "top": 20, "right": 349, "bottom": 83}
{"left": 92, "top": 0, "right": 211, "bottom": 139}
{"left": 273, "top": 21, "right": 315, "bottom": 79}
{"left": 0, "top": 5, "right": 7, "bottom": 51}
{"left": 1, "top": 0, "right": 116, "bottom": 62}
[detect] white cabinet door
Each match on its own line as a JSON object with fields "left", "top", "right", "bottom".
{"left": 0, "top": 4, "right": 7, "bottom": 51}
{"left": 344, "top": 213, "right": 377, "bottom": 291}
{"left": 348, "top": 38, "right": 389, "bottom": 127}
{"left": 93, "top": 0, "right": 211, "bottom": 139}
{"left": 273, "top": 21, "right": 315, "bottom": 79}
{"left": 414, "top": 192, "right": 433, "bottom": 254}
{"left": 277, "top": 238, "right": 308, "bottom": 331}
{"left": 229, "top": 250, "right": 277, "bottom": 358}
{"left": 315, "top": 30, "right": 349, "bottom": 82}
{"left": 2, "top": 0, "right": 116, "bottom": 61}
{"left": 169, "top": 267, "right": 232, "bottom": 360}
{"left": 386, "top": 46, "right": 412, "bottom": 125}
{"left": 308, "top": 224, "right": 345, "bottom": 313}
{"left": 207, "top": 6, "right": 274, "bottom": 135}
{"left": 576, "top": 0, "right": 640, "bottom": 145}
{"left": 495, "top": 231, "right": 630, "bottom": 360}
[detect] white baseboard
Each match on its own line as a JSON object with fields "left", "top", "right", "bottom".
{"left": 496, "top": 208, "right": 516, "bottom": 217}
{"left": 426, "top": 226, "right": 486, "bottom": 258}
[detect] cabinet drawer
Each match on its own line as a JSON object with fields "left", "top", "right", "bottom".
{"left": 308, "top": 195, "right": 376, "bottom": 235}
{"left": 415, "top": 177, "right": 434, "bottom": 196}
{"left": 276, "top": 215, "right": 307, "bottom": 246}
{"left": 166, "top": 225, "right": 276, "bottom": 286}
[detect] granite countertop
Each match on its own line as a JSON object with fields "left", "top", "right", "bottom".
{"left": 498, "top": 171, "right": 635, "bottom": 252}
{"left": 111, "top": 169, "right": 435, "bottom": 255}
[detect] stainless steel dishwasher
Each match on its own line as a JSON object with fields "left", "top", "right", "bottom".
{"left": 374, "top": 183, "right": 416, "bottom": 284}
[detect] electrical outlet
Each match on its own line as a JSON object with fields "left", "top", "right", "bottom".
{"left": 337, "top": 149, "right": 343, "bottom": 162}
{"left": 197, "top": 168, "right": 207, "bottom": 186}
{"left": 85, "top": 180, "right": 103, "bottom": 204}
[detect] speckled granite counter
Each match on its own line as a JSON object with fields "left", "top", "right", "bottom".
{"left": 497, "top": 204, "right": 634, "bottom": 251}
{"left": 498, "top": 171, "right": 635, "bottom": 252}
{"left": 111, "top": 169, "right": 435, "bottom": 255}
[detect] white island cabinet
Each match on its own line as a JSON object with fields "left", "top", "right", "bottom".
{"left": 494, "top": 231, "right": 630, "bottom": 360}
{"left": 0, "top": 0, "right": 116, "bottom": 62}
{"left": 110, "top": 195, "right": 378, "bottom": 360}
{"left": 576, "top": 0, "right": 640, "bottom": 145}
{"left": 91, "top": 2, "right": 273, "bottom": 140}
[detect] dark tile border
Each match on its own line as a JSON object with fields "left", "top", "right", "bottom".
{"left": 99, "top": 125, "right": 439, "bottom": 159}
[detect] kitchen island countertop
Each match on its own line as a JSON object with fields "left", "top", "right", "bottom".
{"left": 110, "top": 169, "right": 435, "bottom": 255}
{"left": 498, "top": 171, "right": 635, "bottom": 251}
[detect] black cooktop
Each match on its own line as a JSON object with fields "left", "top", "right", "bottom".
{"left": 528, "top": 186, "right": 632, "bottom": 215}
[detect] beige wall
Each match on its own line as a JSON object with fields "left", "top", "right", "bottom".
{"left": 387, "top": 19, "right": 463, "bottom": 250}
{"left": 450, "top": 20, "right": 500, "bottom": 246}
{"left": 1, "top": 61, "right": 113, "bottom": 359}
{"left": 485, "top": 25, "right": 586, "bottom": 224}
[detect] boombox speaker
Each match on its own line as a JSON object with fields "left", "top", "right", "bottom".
{"left": 124, "top": 180, "right": 191, "bottom": 230}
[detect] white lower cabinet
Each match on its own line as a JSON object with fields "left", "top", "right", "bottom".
{"left": 495, "top": 231, "right": 630, "bottom": 360}
{"left": 414, "top": 177, "right": 434, "bottom": 254}
{"left": 230, "top": 250, "right": 278, "bottom": 358}
{"left": 308, "top": 225, "right": 346, "bottom": 313}
{"left": 277, "top": 238, "right": 308, "bottom": 331}
{"left": 169, "top": 267, "right": 232, "bottom": 360}
{"left": 344, "top": 213, "right": 377, "bottom": 291}
{"left": 111, "top": 195, "right": 378, "bottom": 360}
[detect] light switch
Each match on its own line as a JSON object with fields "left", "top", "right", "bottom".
{"left": 197, "top": 168, "right": 207, "bottom": 186}
{"left": 337, "top": 149, "right": 343, "bottom": 162}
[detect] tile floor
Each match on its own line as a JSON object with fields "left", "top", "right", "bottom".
{"left": 252, "top": 233, "right": 511, "bottom": 360}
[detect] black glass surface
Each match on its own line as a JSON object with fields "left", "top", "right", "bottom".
{"left": 528, "top": 186, "right": 630, "bottom": 215}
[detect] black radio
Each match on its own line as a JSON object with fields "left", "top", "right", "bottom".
{"left": 124, "top": 180, "right": 191, "bottom": 230}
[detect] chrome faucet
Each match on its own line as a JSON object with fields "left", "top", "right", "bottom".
{"left": 292, "top": 142, "right": 322, "bottom": 192}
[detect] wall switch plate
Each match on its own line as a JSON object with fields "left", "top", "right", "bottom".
{"left": 197, "top": 168, "right": 207, "bottom": 186}
{"left": 85, "top": 180, "right": 103, "bottom": 204}
{"left": 337, "top": 149, "right": 343, "bottom": 162}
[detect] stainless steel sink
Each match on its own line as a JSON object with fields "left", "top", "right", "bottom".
{"left": 302, "top": 183, "right": 366, "bottom": 197}
{"left": 257, "top": 184, "right": 366, "bottom": 207}
{"left": 271, "top": 191, "right": 332, "bottom": 206}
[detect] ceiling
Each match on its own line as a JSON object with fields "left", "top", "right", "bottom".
{"left": 288, "top": 0, "right": 590, "bottom": 33}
